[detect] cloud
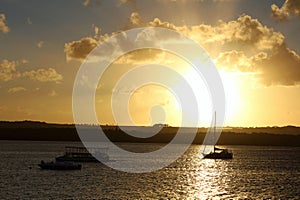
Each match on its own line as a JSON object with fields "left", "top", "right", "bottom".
{"left": 82, "top": 0, "right": 102, "bottom": 7}
{"left": 48, "top": 90, "right": 58, "bottom": 97}
{"left": 22, "top": 59, "right": 28, "bottom": 64}
{"left": 0, "top": 60, "right": 21, "bottom": 81}
{"left": 215, "top": 50, "right": 257, "bottom": 72}
{"left": 139, "top": 13, "right": 300, "bottom": 86}
{"left": 64, "top": 37, "right": 99, "bottom": 61}
{"left": 118, "top": 0, "right": 137, "bottom": 10}
{"left": 216, "top": 46, "right": 300, "bottom": 86}
{"left": 119, "top": 0, "right": 136, "bottom": 5}
{"left": 129, "top": 12, "right": 143, "bottom": 26}
{"left": 92, "top": 24, "right": 100, "bottom": 39}
{"left": 64, "top": 12, "right": 300, "bottom": 86}
{"left": 8, "top": 87, "right": 27, "bottom": 93}
{"left": 0, "top": 13, "right": 9, "bottom": 33}
{"left": 116, "top": 49, "right": 167, "bottom": 65}
{"left": 64, "top": 12, "right": 171, "bottom": 62}
{"left": 125, "top": 12, "right": 176, "bottom": 30}
{"left": 271, "top": 0, "right": 300, "bottom": 21}
{"left": 255, "top": 45, "right": 300, "bottom": 86}
{"left": 126, "top": 13, "right": 283, "bottom": 54}
{"left": 23, "top": 68, "right": 63, "bottom": 83}
{"left": 82, "top": 0, "right": 91, "bottom": 6}
{"left": 27, "top": 17, "right": 32, "bottom": 25}
{"left": 1, "top": 59, "right": 64, "bottom": 84}
{"left": 64, "top": 28, "right": 129, "bottom": 62}
{"left": 175, "top": 15, "right": 284, "bottom": 55}
{"left": 37, "top": 41, "right": 44, "bottom": 48}
{"left": 83, "top": 0, "right": 136, "bottom": 8}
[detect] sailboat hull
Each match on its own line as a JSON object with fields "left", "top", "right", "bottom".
{"left": 203, "top": 152, "right": 233, "bottom": 159}
{"left": 203, "top": 148, "right": 233, "bottom": 159}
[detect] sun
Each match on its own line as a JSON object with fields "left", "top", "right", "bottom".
{"left": 181, "top": 66, "right": 241, "bottom": 127}
{"left": 218, "top": 70, "right": 241, "bottom": 126}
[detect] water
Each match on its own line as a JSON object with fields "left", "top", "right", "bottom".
{"left": 0, "top": 141, "right": 299, "bottom": 199}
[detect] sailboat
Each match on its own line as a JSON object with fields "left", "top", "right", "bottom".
{"left": 203, "top": 112, "right": 233, "bottom": 159}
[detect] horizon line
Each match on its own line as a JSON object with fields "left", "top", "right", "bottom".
{"left": 1, "top": 120, "right": 299, "bottom": 129}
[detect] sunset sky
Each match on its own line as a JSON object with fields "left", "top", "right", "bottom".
{"left": 1, "top": 0, "right": 300, "bottom": 127}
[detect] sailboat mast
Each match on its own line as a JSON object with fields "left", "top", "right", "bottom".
{"left": 214, "top": 111, "right": 216, "bottom": 153}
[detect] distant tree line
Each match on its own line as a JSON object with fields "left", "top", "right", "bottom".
{"left": 0, "top": 121, "right": 299, "bottom": 146}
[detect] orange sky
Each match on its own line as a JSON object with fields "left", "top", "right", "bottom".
{"left": 0, "top": 0, "right": 300, "bottom": 127}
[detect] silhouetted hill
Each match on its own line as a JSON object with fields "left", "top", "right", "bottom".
{"left": 0, "top": 121, "right": 299, "bottom": 146}
{"left": 221, "top": 126, "right": 300, "bottom": 135}
{"left": 0, "top": 120, "right": 73, "bottom": 128}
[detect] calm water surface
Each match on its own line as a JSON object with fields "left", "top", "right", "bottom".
{"left": 0, "top": 141, "right": 299, "bottom": 199}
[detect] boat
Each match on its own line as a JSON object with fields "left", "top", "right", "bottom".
{"left": 55, "top": 146, "right": 109, "bottom": 163}
{"left": 203, "top": 146, "right": 233, "bottom": 159}
{"left": 38, "top": 160, "right": 82, "bottom": 170}
{"left": 203, "top": 112, "right": 233, "bottom": 159}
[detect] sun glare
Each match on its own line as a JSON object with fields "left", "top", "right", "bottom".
{"left": 219, "top": 70, "right": 241, "bottom": 126}
{"left": 128, "top": 84, "right": 182, "bottom": 126}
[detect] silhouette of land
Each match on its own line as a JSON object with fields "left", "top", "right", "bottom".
{"left": 0, "top": 121, "right": 299, "bottom": 146}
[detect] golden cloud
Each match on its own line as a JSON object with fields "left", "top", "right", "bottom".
{"left": 216, "top": 46, "right": 300, "bottom": 86}
{"left": 126, "top": 12, "right": 176, "bottom": 30}
{"left": 216, "top": 50, "right": 269, "bottom": 71}
{"left": 64, "top": 12, "right": 300, "bottom": 86}
{"left": 143, "top": 14, "right": 300, "bottom": 86}
{"left": 64, "top": 37, "right": 99, "bottom": 61}
{"left": 8, "top": 87, "right": 27, "bottom": 93}
{"left": 82, "top": 0, "right": 90, "bottom": 6}
{"left": 271, "top": 0, "right": 300, "bottom": 21}
{"left": 37, "top": 41, "right": 44, "bottom": 48}
{"left": 125, "top": 13, "right": 284, "bottom": 57}
{"left": 23, "top": 68, "right": 63, "bottom": 83}
{"left": 1, "top": 59, "right": 64, "bottom": 84}
{"left": 0, "top": 13, "right": 9, "bottom": 33}
{"left": 82, "top": 0, "right": 102, "bottom": 7}
{"left": 216, "top": 51, "right": 255, "bottom": 72}
{"left": 175, "top": 15, "right": 284, "bottom": 55}
{"left": 130, "top": 12, "right": 143, "bottom": 26}
{"left": 0, "top": 60, "right": 21, "bottom": 81}
{"left": 48, "top": 90, "right": 58, "bottom": 97}
{"left": 64, "top": 29, "right": 127, "bottom": 62}
{"left": 118, "top": 0, "right": 137, "bottom": 10}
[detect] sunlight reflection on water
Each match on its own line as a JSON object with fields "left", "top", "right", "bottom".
{"left": 184, "top": 151, "right": 232, "bottom": 199}
{"left": 0, "top": 141, "right": 299, "bottom": 199}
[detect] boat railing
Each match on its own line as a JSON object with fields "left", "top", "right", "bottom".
{"left": 64, "top": 146, "right": 108, "bottom": 155}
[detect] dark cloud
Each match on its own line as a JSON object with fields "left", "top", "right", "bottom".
{"left": 255, "top": 45, "right": 300, "bottom": 86}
